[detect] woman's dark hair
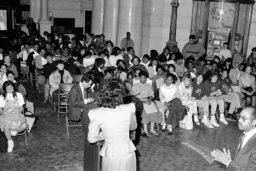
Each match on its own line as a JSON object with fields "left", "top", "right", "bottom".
{"left": 139, "top": 70, "right": 149, "bottom": 78}
{"left": 213, "top": 56, "right": 221, "bottom": 63}
{"left": 150, "top": 50, "right": 158, "bottom": 59}
{"left": 2, "top": 80, "right": 18, "bottom": 99}
{"left": 166, "top": 73, "right": 177, "bottom": 84}
{"left": 94, "top": 58, "right": 105, "bottom": 67}
{"left": 99, "top": 79, "right": 127, "bottom": 108}
{"left": 142, "top": 54, "right": 150, "bottom": 60}
{"left": 81, "top": 72, "right": 95, "bottom": 83}
{"left": 224, "top": 58, "right": 232, "bottom": 65}
{"left": 0, "top": 64, "right": 7, "bottom": 70}
{"left": 148, "top": 58, "right": 158, "bottom": 67}
{"left": 116, "top": 59, "right": 127, "bottom": 69}
{"left": 168, "top": 64, "right": 176, "bottom": 72}
{"left": 111, "top": 47, "right": 122, "bottom": 56}
{"left": 174, "top": 52, "right": 183, "bottom": 62}
{"left": 156, "top": 65, "right": 166, "bottom": 72}
{"left": 131, "top": 56, "right": 141, "bottom": 64}
{"left": 185, "top": 59, "right": 195, "bottom": 68}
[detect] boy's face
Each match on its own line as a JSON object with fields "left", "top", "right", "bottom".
{"left": 139, "top": 75, "right": 147, "bottom": 84}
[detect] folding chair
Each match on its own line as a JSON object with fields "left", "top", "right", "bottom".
{"left": 72, "top": 74, "right": 83, "bottom": 83}
{"left": 66, "top": 115, "right": 82, "bottom": 139}
{"left": 80, "top": 67, "right": 90, "bottom": 74}
{"left": 57, "top": 83, "right": 75, "bottom": 123}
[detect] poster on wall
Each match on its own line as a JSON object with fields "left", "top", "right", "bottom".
{"left": 0, "top": 10, "right": 7, "bottom": 31}
{"left": 207, "top": 2, "right": 235, "bottom": 58}
{"left": 209, "top": 2, "right": 235, "bottom": 31}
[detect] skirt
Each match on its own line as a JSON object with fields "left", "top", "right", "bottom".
{"left": 102, "top": 152, "right": 136, "bottom": 171}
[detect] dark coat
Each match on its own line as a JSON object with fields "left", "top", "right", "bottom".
{"left": 68, "top": 83, "right": 99, "bottom": 121}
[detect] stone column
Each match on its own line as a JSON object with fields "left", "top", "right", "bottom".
{"left": 116, "top": 0, "right": 143, "bottom": 56}
{"left": 30, "top": 0, "right": 41, "bottom": 23}
{"left": 91, "top": 0, "right": 104, "bottom": 35}
{"left": 201, "top": 0, "right": 210, "bottom": 48}
{"left": 166, "top": 0, "right": 179, "bottom": 53}
{"left": 103, "top": 0, "right": 119, "bottom": 45}
{"left": 39, "top": 0, "right": 51, "bottom": 36}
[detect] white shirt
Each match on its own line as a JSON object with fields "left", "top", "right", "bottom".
{"left": 83, "top": 57, "right": 95, "bottom": 68}
{"left": 219, "top": 49, "right": 232, "bottom": 60}
{"left": 0, "top": 92, "right": 25, "bottom": 107}
{"left": 109, "top": 55, "right": 123, "bottom": 67}
{"left": 241, "top": 128, "right": 256, "bottom": 148}
{"left": 159, "top": 84, "right": 179, "bottom": 103}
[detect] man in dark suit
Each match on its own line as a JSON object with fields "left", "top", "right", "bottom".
{"left": 68, "top": 72, "right": 95, "bottom": 121}
{"left": 211, "top": 107, "right": 256, "bottom": 171}
{"left": 68, "top": 72, "right": 100, "bottom": 171}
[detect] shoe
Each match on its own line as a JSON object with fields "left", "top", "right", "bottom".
{"left": 11, "top": 130, "right": 17, "bottom": 136}
{"left": 161, "top": 123, "right": 167, "bottom": 132}
{"left": 210, "top": 117, "right": 220, "bottom": 127}
{"left": 226, "top": 114, "right": 237, "bottom": 121}
{"left": 150, "top": 130, "right": 159, "bottom": 136}
{"left": 202, "top": 117, "right": 213, "bottom": 128}
{"left": 43, "top": 99, "right": 48, "bottom": 104}
{"left": 194, "top": 115, "right": 200, "bottom": 126}
{"left": 219, "top": 114, "right": 228, "bottom": 125}
{"left": 7, "top": 140, "right": 14, "bottom": 153}
{"left": 167, "top": 125, "right": 173, "bottom": 135}
{"left": 144, "top": 132, "right": 152, "bottom": 137}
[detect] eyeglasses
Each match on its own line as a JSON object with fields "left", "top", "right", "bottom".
{"left": 237, "top": 114, "right": 253, "bottom": 122}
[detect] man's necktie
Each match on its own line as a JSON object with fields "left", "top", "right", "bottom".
{"left": 236, "top": 133, "right": 245, "bottom": 154}
{"left": 84, "top": 88, "right": 88, "bottom": 99}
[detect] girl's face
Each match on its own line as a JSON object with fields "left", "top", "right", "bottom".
{"left": 133, "top": 58, "right": 139, "bottom": 65}
{"left": 157, "top": 68, "right": 163, "bottom": 76}
{"left": 221, "top": 71, "right": 228, "bottom": 79}
{"left": 135, "top": 70, "right": 140, "bottom": 77}
{"left": 142, "top": 57, "right": 149, "bottom": 64}
{"left": 170, "top": 54, "right": 176, "bottom": 60}
{"left": 4, "top": 56, "right": 10, "bottom": 63}
{"left": 214, "top": 58, "right": 220, "bottom": 63}
{"left": 120, "top": 72, "right": 127, "bottom": 81}
{"left": 81, "top": 49, "right": 86, "bottom": 56}
{"left": 184, "top": 78, "right": 191, "bottom": 87}
{"left": 1, "top": 65, "right": 7, "bottom": 73}
{"left": 165, "top": 76, "right": 173, "bottom": 86}
{"left": 139, "top": 75, "right": 147, "bottom": 84}
{"left": 152, "top": 60, "right": 157, "bottom": 66}
{"left": 245, "top": 66, "right": 252, "bottom": 74}
{"left": 169, "top": 66, "right": 174, "bottom": 73}
{"left": 6, "top": 85, "right": 14, "bottom": 94}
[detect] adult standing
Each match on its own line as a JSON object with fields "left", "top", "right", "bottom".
{"left": 120, "top": 32, "right": 134, "bottom": 51}
{"left": 211, "top": 107, "right": 256, "bottom": 170}
{"left": 182, "top": 35, "right": 206, "bottom": 60}
{"left": 68, "top": 72, "right": 99, "bottom": 171}
{"left": 87, "top": 79, "right": 137, "bottom": 171}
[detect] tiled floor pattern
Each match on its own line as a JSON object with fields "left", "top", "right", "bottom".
{"left": 0, "top": 84, "right": 241, "bottom": 171}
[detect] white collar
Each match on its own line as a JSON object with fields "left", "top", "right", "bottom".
{"left": 244, "top": 127, "right": 256, "bottom": 138}
{"left": 164, "top": 84, "right": 174, "bottom": 89}
{"left": 242, "top": 128, "right": 256, "bottom": 148}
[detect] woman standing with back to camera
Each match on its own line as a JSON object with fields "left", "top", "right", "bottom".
{"left": 87, "top": 79, "right": 137, "bottom": 171}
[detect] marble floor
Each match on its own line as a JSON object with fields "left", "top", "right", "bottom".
{"left": 0, "top": 83, "right": 242, "bottom": 171}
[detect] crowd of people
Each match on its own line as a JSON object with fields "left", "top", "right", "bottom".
{"left": 0, "top": 26, "right": 256, "bottom": 170}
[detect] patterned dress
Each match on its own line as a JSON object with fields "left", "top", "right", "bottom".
{"left": 0, "top": 93, "right": 26, "bottom": 132}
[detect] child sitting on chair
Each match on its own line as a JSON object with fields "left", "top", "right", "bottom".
{"left": 132, "top": 71, "right": 161, "bottom": 136}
